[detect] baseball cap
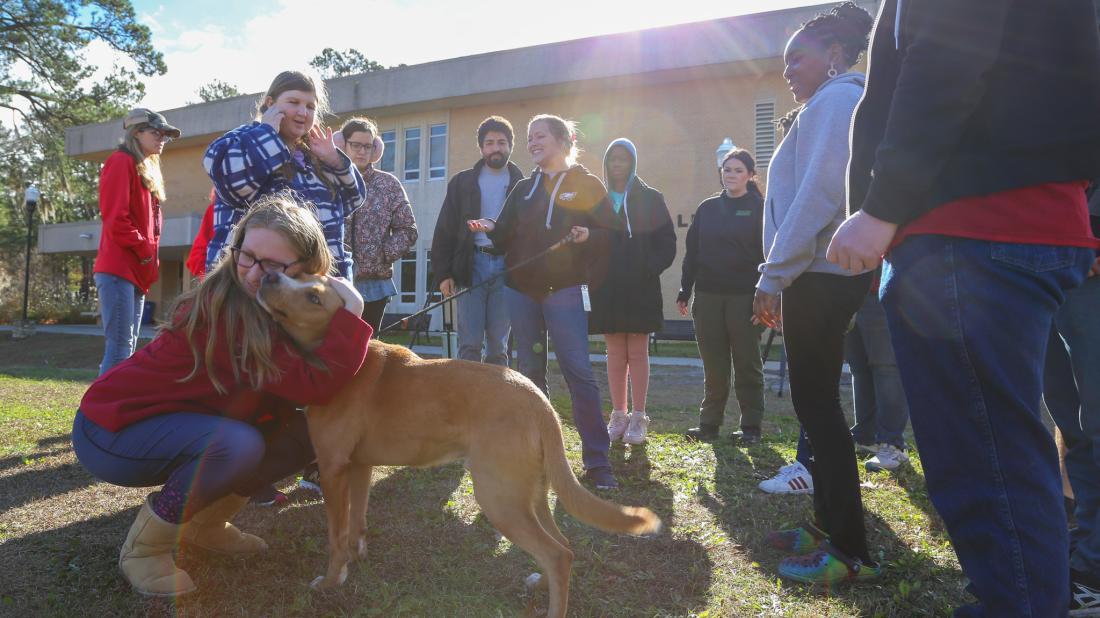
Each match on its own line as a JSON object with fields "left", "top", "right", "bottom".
{"left": 123, "top": 108, "right": 182, "bottom": 138}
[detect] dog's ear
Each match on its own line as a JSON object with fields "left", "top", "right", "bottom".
{"left": 323, "top": 276, "right": 359, "bottom": 312}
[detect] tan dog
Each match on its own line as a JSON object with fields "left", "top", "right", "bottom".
{"left": 257, "top": 272, "right": 661, "bottom": 618}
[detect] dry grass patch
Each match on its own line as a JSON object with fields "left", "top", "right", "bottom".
{"left": 0, "top": 333, "right": 970, "bottom": 616}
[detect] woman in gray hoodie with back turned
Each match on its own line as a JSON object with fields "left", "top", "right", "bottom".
{"left": 751, "top": 2, "right": 880, "bottom": 586}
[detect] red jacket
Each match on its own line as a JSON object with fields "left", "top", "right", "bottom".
{"left": 94, "top": 150, "right": 162, "bottom": 293}
{"left": 79, "top": 308, "right": 372, "bottom": 432}
{"left": 186, "top": 198, "right": 216, "bottom": 278}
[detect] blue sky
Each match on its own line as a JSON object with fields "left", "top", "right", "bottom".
{"left": 117, "top": 0, "right": 823, "bottom": 111}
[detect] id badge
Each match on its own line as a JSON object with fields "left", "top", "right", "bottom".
{"left": 581, "top": 284, "right": 591, "bottom": 312}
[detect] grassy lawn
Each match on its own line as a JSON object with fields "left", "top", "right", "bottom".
{"left": 0, "top": 332, "right": 969, "bottom": 616}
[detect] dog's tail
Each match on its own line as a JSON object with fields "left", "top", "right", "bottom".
{"left": 535, "top": 402, "right": 661, "bottom": 536}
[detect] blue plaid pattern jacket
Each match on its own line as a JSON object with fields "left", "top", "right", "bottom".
{"left": 203, "top": 122, "right": 366, "bottom": 277}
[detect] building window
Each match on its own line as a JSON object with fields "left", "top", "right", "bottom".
{"left": 380, "top": 130, "right": 396, "bottom": 173}
{"left": 403, "top": 127, "right": 421, "bottom": 181}
{"left": 429, "top": 124, "right": 447, "bottom": 180}
{"left": 754, "top": 100, "right": 777, "bottom": 170}
{"left": 398, "top": 250, "right": 417, "bottom": 303}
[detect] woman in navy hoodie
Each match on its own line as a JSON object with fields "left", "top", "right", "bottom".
{"left": 678, "top": 150, "right": 766, "bottom": 446}
{"left": 468, "top": 114, "right": 621, "bottom": 489}
{"left": 589, "top": 138, "right": 676, "bottom": 446}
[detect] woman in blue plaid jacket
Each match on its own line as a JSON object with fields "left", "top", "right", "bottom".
{"left": 204, "top": 70, "right": 366, "bottom": 278}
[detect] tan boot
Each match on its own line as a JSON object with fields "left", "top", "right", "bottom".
{"left": 119, "top": 497, "right": 197, "bottom": 597}
{"left": 181, "top": 494, "right": 268, "bottom": 555}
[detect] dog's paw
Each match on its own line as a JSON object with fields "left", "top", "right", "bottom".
{"left": 355, "top": 537, "right": 368, "bottom": 560}
{"left": 310, "top": 564, "right": 348, "bottom": 591}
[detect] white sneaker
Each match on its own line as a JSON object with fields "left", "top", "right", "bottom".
{"left": 607, "top": 410, "right": 629, "bottom": 442}
{"left": 758, "top": 461, "right": 814, "bottom": 495}
{"left": 623, "top": 411, "right": 650, "bottom": 445}
{"left": 855, "top": 441, "right": 879, "bottom": 455}
{"left": 865, "top": 444, "right": 909, "bottom": 471}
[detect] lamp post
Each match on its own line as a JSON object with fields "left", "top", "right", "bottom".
{"left": 716, "top": 137, "right": 735, "bottom": 169}
{"left": 16, "top": 184, "right": 40, "bottom": 339}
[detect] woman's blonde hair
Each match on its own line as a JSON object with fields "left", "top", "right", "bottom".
{"left": 121, "top": 127, "right": 167, "bottom": 202}
{"left": 165, "top": 192, "right": 332, "bottom": 394}
{"left": 255, "top": 70, "right": 337, "bottom": 194}
{"left": 529, "top": 114, "right": 581, "bottom": 167}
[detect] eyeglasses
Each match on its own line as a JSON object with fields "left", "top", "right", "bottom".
{"left": 345, "top": 141, "right": 373, "bottom": 152}
{"left": 141, "top": 128, "right": 173, "bottom": 143}
{"left": 231, "top": 247, "right": 301, "bottom": 274}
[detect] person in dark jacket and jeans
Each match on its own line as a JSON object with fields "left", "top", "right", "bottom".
{"left": 827, "top": 1, "right": 1100, "bottom": 613}
{"left": 679, "top": 149, "right": 766, "bottom": 446}
{"left": 590, "top": 138, "right": 676, "bottom": 446}
{"left": 431, "top": 116, "right": 524, "bottom": 365}
{"left": 468, "top": 114, "right": 621, "bottom": 490}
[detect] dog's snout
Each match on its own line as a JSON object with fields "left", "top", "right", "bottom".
{"left": 262, "top": 272, "right": 281, "bottom": 286}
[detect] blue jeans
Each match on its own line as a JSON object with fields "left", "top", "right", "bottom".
{"left": 506, "top": 285, "right": 609, "bottom": 471}
{"left": 881, "top": 236, "right": 1093, "bottom": 617}
{"left": 94, "top": 273, "right": 144, "bottom": 376}
{"left": 847, "top": 293, "right": 910, "bottom": 449}
{"left": 457, "top": 252, "right": 511, "bottom": 366}
{"left": 72, "top": 410, "right": 313, "bottom": 522}
{"left": 796, "top": 428, "right": 812, "bottom": 469}
{"left": 1044, "top": 273, "right": 1100, "bottom": 576}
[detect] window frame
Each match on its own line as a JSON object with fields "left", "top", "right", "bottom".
{"left": 403, "top": 126, "right": 422, "bottom": 182}
{"left": 379, "top": 129, "right": 396, "bottom": 173}
{"left": 428, "top": 123, "right": 447, "bottom": 181}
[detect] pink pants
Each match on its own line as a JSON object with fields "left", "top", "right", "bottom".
{"left": 604, "top": 332, "right": 651, "bottom": 412}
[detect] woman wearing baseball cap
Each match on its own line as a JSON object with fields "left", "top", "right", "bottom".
{"left": 94, "top": 108, "right": 181, "bottom": 375}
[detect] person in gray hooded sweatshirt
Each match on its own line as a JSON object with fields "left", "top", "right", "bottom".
{"left": 589, "top": 138, "right": 676, "bottom": 446}
{"left": 751, "top": 2, "right": 880, "bottom": 586}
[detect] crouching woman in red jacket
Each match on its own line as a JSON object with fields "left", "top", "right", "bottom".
{"left": 72, "top": 193, "right": 372, "bottom": 597}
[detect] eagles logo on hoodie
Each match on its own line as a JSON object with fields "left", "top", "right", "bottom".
{"left": 487, "top": 164, "right": 619, "bottom": 296}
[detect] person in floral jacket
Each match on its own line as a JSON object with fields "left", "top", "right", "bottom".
{"left": 337, "top": 117, "right": 418, "bottom": 331}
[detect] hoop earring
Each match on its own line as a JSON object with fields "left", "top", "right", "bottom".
{"left": 827, "top": 63, "right": 838, "bottom": 78}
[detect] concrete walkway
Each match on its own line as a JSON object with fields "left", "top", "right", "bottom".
{"left": 0, "top": 323, "right": 820, "bottom": 374}
{"left": 4, "top": 323, "right": 862, "bottom": 380}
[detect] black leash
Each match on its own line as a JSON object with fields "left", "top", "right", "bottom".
{"left": 379, "top": 231, "right": 577, "bottom": 333}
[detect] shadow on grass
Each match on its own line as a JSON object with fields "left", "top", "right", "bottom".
{"left": 701, "top": 438, "right": 968, "bottom": 614}
{"left": 532, "top": 441, "right": 713, "bottom": 616}
{"left": 1, "top": 462, "right": 526, "bottom": 616}
{"left": 0, "top": 436, "right": 74, "bottom": 473}
{"left": 281, "top": 459, "right": 624, "bottom": 616}
{"left": 893, "top": 460, "right": 952, "bottom": 542}
{"left": 0, "top": 454, "right": 710, "bottom": 618}
{"left": 0, "top": 504, "right": 151, "bottom": 616}
{"left": 0, "top": 367, "right": 98, "bottom": 383}
{"left": 0, "top": 434, "right": 97, "bottom": 512}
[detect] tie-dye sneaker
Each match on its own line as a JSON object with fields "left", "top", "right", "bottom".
{"left": 778, "top": 542, "right": 881, "bottom": 585}
{"left": 765, "top": 522, "right": 829, "bottom": 555}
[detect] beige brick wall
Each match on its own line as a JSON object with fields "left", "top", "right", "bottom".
{"left": 160, "top": 144, "right": 215, "bottom": 217}
{"left": 447, "top": 72, "right": 797, "bottom": 321}
{"left": 149, "top": 69, "right": 801, "bottom": 323}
